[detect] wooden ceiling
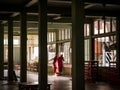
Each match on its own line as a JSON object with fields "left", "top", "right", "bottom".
{"left": 0, "top": 0, "right": 120, "bottom": 34}
{"left": 0, "top": 0, "right": 120, "bottom": 21}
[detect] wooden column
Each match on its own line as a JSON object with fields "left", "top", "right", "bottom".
{"left": 116, "top": 17, "right": 120, "bottom": 62}
{"left": 70, "top": 29, "right": 72, "bottom": 64}
{"left": 0, "top": 23, "right": 4, "bottom": 79}
{"left": 72, "top": 0, "right": 85, "bottom": 90}
{"left": 8, "top": 18, "right": 14, "bottom": 81}
{"left": 116, "top": 17, "right": 120, "bottom": 78}
{"left": 20, "top": 11, "right": 27, "bottom": 82}
{"left": 56, "top": 30, "right": 59, "bottom": 55}
{"left": 38, "top": 0, "right": 48, "bottom": 90}
{"left": 89, "top": 20, "right": 94, "bottom": 61}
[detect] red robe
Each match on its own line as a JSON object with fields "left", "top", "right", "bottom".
{"left": 58, "top": 56, "right": 64, "bottom": 73}
{"left": 53, "top": 56, "right": 59, "bottom": 74}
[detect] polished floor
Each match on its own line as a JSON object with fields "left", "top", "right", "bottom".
{"left": 0, "top": 70, "right": 120, "bottom": 90}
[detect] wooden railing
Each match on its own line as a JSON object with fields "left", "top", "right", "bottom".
{"left": 85, "top": 61, "right": 98, "bottom": 81}
{"left": 108, "top": 61, "right": 119, "bottom": 80}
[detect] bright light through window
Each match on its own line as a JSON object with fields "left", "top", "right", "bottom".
{"left": 14, "top": 39, "right": 19, "bottom": 45}
{"left": 34, "top": 47, "right": 38, "bottom": 59}
{"left": 4, "top": 39, "right": 20, "bottom": 45}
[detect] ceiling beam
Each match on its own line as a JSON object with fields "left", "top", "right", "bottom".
{"left": 0, "top": 4, "right": 120, "bottom": 21}
{"left": 25, "top": 0, "right": 38, "bottom": 7}
{"left": 0, "top": 0, "right": 120, "bottom": 12}
{"left": 0, "top": 9, "right": 119, "bottom": 22}
{"left": 85, "top": 0, "right": 120, "bottom": 5}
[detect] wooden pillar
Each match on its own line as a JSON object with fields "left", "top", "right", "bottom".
{"left": 70, "top": 29, "right": 72, "bottom": 64}
{"left": 72, "top": 0, "right": 85, "bottom": 90}
{"left": 116, "top": 17, "right": 120, "bottom": 78}
{"left": 89, "top": 20, "right": 94, "bottom": 61}
{"left": 56, "top": 30, "right": 59, "bottom": 55}
{"left": 20, "top": 11, "right": 27, "bottom": 82}
{"left": 0, "top": 23, "right": 4, "bottom": 79}
{"left": 116, "top": 17, "right": 120, "bottom": 62}
{"left": 8, "top": 18, "right": 14, "bottom": 81}
{"left": 38, "top": 0, "right": 48, "bottom": 90}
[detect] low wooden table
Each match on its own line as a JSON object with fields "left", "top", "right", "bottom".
{"left": 18, "top": 82, "right": 51, "bottom": 90}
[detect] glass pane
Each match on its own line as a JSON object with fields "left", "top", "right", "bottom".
{"left": 84, "top": 39, "right": 90, "bottom": 61}
{"left": 62, "top": 29, "right": 64, "bottom": 40}
{"left": 84, "top": 24, "right": 87, "bottom": 36}
{"left": 99, "top": 20, "right": 104, "bottom": 34}
{"left": 53, "top": 32, "right": 56, "bottom": 42}
{"left": 105, "top": 20, "right": 110, "bottom": 33}
{"left": 51, "top": 32, "right": 54, "bottom": 42}
{"left": 48, "top": 33, "right": 51, "bottom": 42}
{"left": 94, "top": 21, "right": 98, "bottom": 35}
{"left": 59, "top": 30, "right": 62, "bottom": 40}
{"left": 68, "top": 29, "right": 71, "bottom": 39}
{"left": 87, "top": 24, "right": 90, "bottom": 36}
{"left": 94, "top": 38, "right": 102, "bottom": 65}
{"left": 112, "top": 20, "right": 116, "bottom": 32}
{"left": 65, "top": 29, "right": 68, "bottom": 39}
{"left": 63, "top": 42, "right": 70, "bottom": 63}
{"left": 48, "top": 44, "right": 56, "bottom": 62}
{"left": 4, "top": 39, "right": 8, "bottom": 45}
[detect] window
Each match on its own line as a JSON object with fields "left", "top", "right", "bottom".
{"left": 112, "top": 19, "right": 116, "bottom": 32}
{"left": 84, "top": 39, "right": 90, "bottom": 61}
{"left": 47, "top": 32, "right": 56, "bottom": 43}
{"left": 48, "top": 44, "right": 56, "bottom": 61}
{"left": 94, "top": 36, "right": 116, "bottom": 67}
{"left": 94, "top": 18, "right": 116, "bottom": 35}
{"left": 99, "top": 20, "right": 104, "bottom": 34}
{"left": 58, "top": 29, "right": 71, "bottom": 40}
{"left": 94, "top": 21, "right": 99, "bottom": 35}
{"left": 105, "top": 20, "right": 110, "bottom": 33}
{"left": 84, "top": 24, "right": 90, "bottom": 36}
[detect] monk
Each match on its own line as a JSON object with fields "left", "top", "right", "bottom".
{"left": 53, "top": 55, "right": 59, "bottom": 76}
{"left": 58, "top": 54, "right": 64, "bottom": 75}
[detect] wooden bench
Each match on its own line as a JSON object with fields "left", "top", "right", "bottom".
{"left": 18, "top": 82, "right": 51, "bottom": 90}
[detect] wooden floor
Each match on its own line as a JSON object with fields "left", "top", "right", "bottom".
{"left": 1, "top": 70, "right": 120, "bottom": 90}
